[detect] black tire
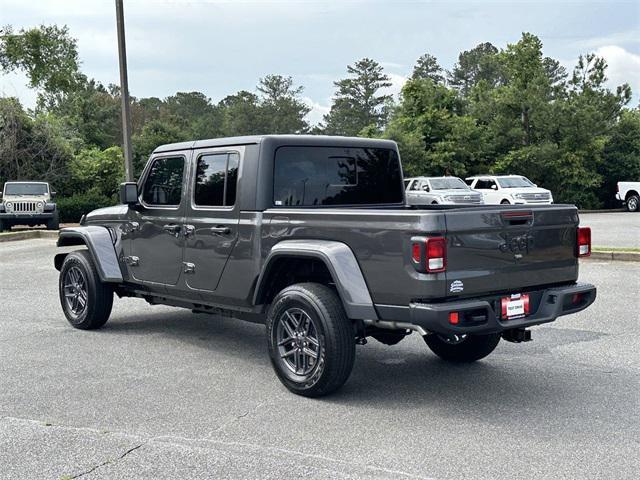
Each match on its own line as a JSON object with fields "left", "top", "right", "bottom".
{"left": 266, "top": 283, "right": 355, "bottom": 397}
{"left": 0, "top": 220, "right": 5, "bottom": 233}
{"left": 626, "top": 194, "right": 639, "bottom": 212}
{"left": 47, "top": 211, "right": 60, "bottom": 230}
{"left": 424, "top": 333, "right": 501, "bottom": 363}
{"left": 59, "top": 250, "right": 113, "bottom": 330}
{"left": 500, "top": 199, "right": 511, "bottom": 205}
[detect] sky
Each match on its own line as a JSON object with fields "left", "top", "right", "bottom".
{"left": 1, "top": 0, "right": 639, "bottom": 125}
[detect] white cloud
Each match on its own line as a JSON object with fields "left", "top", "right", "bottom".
{"left": 382, "top": 73, "right": 408, "bottom": 100}
{"left": 594, "top": 46, "right": 640, "bottom": 95}
{"left": 303, "top": 96, "right": 330, "bottom": 126}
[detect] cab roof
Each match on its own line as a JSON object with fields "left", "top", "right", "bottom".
{"left": 153, "top": 134, "right": 398, "bottom": 154}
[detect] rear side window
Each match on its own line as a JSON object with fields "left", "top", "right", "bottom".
{"left": 273, "top": 146, "right": 403, "bottom": 206}
{"left": 194, "top": 152, "right": 239, "bottom": 207}
{"left": 142, "top": 156, "right": 185, "bottom": 206}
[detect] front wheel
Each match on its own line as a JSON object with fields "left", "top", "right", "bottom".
{"left": 266, "top": 283, "right": 355, "bottom": 397}
{"left": 500, "top": 199, "right": 511, "bottom": 205}
{"left": 424, "top": 333, "right": 501, "bottom": 363}
{"left": 59, "top": 250, "right": 113, "bottom": 330}
{"left": 627, "top": 194, "right": 639, "bottom": 212}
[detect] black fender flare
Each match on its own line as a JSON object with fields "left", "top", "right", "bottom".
{"left": 253, "top": 239, "right": 378, "bottom": 320}
{"left": 54, "top": 226, "right": 123, "bottom": 282}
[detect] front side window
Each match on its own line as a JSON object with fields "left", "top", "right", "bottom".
{"left": 194, "top": 152, "right": 239, "bottom": 207}
{"left": 273, "top": 146, "right": 403, "bottom": 206}
{"left": 142, "top": 156, "right": 185, "bottom": 206}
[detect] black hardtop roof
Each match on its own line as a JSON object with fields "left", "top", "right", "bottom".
{"left": 153, "top": 134, "right": 398, "bottom": 154}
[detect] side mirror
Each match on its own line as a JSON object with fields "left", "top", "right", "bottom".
{"left": 491, "top": 184, "right": 498, "bottom": 190}
{"left": 120, "top": 182, "right": 139, "bottom": 205}
{"left": 422, "top": 185, "right": 430, "bottom": 192}
{"left": 533, "top": 184, "right": 538, "bottom": 188}
{"left": 50, "top": 191, "right": 56, "bottom": 198}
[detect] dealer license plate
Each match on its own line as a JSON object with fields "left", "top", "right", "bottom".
{"left": 501, "top": 294, "right": 530, "bottom": 319}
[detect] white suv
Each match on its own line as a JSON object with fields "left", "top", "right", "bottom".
{"left": 465, "top": 175, "right": 553, "bottom": 205}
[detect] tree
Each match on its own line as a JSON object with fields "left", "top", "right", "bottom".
{"left": 257, "top": 75, "right": 310, "bottom": 133}
{"left": 0, "top": 97, "right": 75, "bottom": 191}
{"left": 218, "top": 91, "right": 265, "bottom": 136}
{"left": 322, "top": 58, "right": 392, "bottom": 136}
{"left": 69, "top": 146, "right": 125, "bottom": 197}
{"left": 0, "top": 24, "right": 80, "bottom": 94}
{"left": 385, "top": 78, "right": 488, "bottom": 176}
{"left": 131, "top": 120, "right": 188, "bottom": 176}
{"left": 411, "top": 54, "right": 445, "bottom": 84}
{"left": 45, "top": 76, "right": 121, "bottom": 150}
{"left": 449, "top": 42, "right": 503, "bottom": 95}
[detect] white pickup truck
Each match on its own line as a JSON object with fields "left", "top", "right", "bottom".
{"left": 616, "top": 182, "right": 640, "bottom": 212}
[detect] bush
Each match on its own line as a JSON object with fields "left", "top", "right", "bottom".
{"left": 56, "top": 189, "right": 116, "bottom": 223}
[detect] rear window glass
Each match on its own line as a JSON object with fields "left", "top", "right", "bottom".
{"left": 273, "top": 146, "right": 403, "bottom": 206}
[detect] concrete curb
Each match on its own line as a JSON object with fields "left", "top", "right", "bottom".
{"left": 586, "top": 251, "right": 640, "bottom": 262}
{"left": 0, "top": 230, "right": 58, "bottom": 243}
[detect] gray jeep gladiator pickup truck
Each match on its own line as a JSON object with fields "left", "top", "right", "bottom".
{"left": 54, "top": 135, "right": 596, "bottom": 397}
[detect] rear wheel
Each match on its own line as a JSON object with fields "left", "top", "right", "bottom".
{"left": 59, "top": 250, "right": 113, "bottom": 330}
{"left": 0, "top": 220, "right": 5, "bottom": 232}
{"left": 627, "top": 194, "right": 639, "bottom": 212}
{"left": 266, "top": 283, "right": 355, "bottom": 397}
{"left": 424, "top": 333, "right": 501, "bottom": 363}
{"left": 500, "top": 199, "right": 511, "bottom": 205}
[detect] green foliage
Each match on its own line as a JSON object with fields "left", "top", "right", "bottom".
{"left": 257, "top": 75, "right": 310, "bottom": 133}
{"left": 411, "top": 54, "right": 445, "bottom": 84}
{"left": 322, "top": 58, "right": 392, "bottom": 136}
{"left": 0, "top": 25, "right": 637, "bottom": 211}
{"left": 56, "top": 189, "right": 116, "bottom": 223}
{"left": 0, "top": 24, "right": 79, "bottom": 94}
{"left": 69, "top": 146, "right": 125, "bottom": 197}
{"left": 0, "top": 97, "right": 76, "bottom": 190}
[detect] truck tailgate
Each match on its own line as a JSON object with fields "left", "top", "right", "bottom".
{"left": 443, "top": 206, "right": 579, "bottom": 297}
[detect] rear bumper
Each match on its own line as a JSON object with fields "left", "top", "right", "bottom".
{"left": 375, "top": 282, "right": 596, "bottom": 336}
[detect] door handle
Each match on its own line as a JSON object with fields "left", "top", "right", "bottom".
{"left": 163, "top": 224, "right": 181, "bottom": 236}
{"left": 210, "top": 226, "right": 231, "bottom": 235}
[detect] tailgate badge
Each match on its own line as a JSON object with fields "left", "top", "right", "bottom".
{"left": 450, "top": 280, "right": 464, "bottom": 293}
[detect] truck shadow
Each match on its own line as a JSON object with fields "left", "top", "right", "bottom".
{"left": 103, "top": 309, "right": 625, "bottom": 421}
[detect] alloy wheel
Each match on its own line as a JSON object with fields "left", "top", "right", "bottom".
{"left": 63, "top": 266, "right": 88, "bottom": 317}
{"left": 275, "top": 307, "right": 321, "bottom": 376}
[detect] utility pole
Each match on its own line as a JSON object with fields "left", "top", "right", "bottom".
{"left": 115, "top": 0, "right": 134, "bottom": 181}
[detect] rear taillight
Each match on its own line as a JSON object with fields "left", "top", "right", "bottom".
{"left": 577, "top": 227, "right": 591, "bottom": 257}
{"left": 411, "top": 236, "right": 447, "bottom": 273}
{"left": 426, "top": 237, "right": 447, "bottom": 272}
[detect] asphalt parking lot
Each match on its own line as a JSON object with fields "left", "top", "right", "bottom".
{"left": 0, "top": 239, "right": 638, "bottom": 479}
{"left": 579, "top": 211, "right": 640, "bottom": 249}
